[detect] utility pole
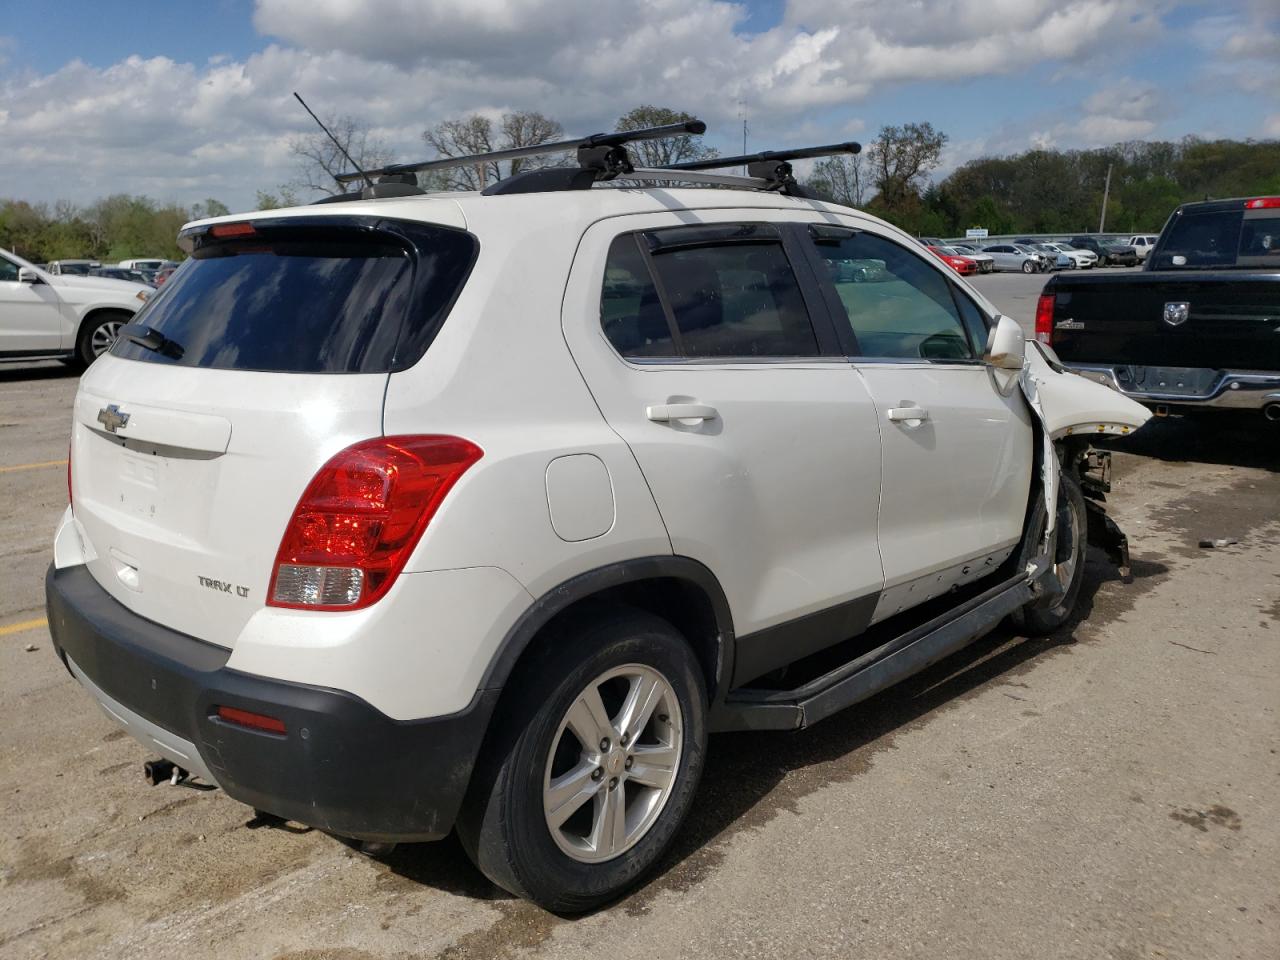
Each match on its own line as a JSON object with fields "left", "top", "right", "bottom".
{"left": 738, "top": 99, "right": 748, "bottom": 176}
{"left": 1098, "top": 163, "right": 1113, "bottom": 234}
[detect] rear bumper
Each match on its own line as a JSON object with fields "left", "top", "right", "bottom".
{"left": 46, "top": 563, "right": 497, "bottom": 842}
{"left": 1064, "top": 364, "right": 1280, "bottom": 410}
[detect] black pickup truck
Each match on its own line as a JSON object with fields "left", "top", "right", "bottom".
{"left": 1039, "top": 197, "right": 1280, "bottom": 422}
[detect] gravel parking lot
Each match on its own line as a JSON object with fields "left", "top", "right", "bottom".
{"left": 1, "top": 269, "right": 1277, "bottom": 960}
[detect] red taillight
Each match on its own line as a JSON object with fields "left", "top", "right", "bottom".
{"left": 267, "top": 435, "right": 483, "bottom": 611}
{"left": 1035, "top": 292, "right": 1055, "bottom": 345}
{"left": 215, "top": 705, "right": 286, "bottom": 735}
{"left": 209, "top": 222, "right": 257, "bottom": 238}
{"left": 1244, "top": 197, "right": 1280, "bottom": 209}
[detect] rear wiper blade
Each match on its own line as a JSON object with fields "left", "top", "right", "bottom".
{"left": 119, "top": 323, "right": 185, "bottom": 360}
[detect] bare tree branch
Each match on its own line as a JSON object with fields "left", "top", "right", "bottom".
{"left": 289, "top": 115, "right": 394, "bottom": 197}
{"left": 422, "top": 111, "right": 566, "bottom": 190}
{"left": 808, "top": 154, "right": 868, "bottom": 206}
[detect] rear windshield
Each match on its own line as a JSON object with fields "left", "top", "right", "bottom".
{"left": 111, "top": 219, "right": 477, "bottom": 373}
{"left": 1150, "top": 209, "right": 1280, "bottom": 270}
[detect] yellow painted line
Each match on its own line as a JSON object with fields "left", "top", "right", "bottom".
{"left": 0, "top": 459, "right": 67, "bottom": 474}
{"left": 0, "top": 617, "right": 47, "bottom": 637}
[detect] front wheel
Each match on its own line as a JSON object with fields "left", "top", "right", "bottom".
{"left": 457, "top": 608, "right": 708, "bottom": 912}
{"left": 75, "top": 312, "right": 130, "bottom": 367}
{"left": 1015, "top": 471, "right": 1088, "bottom": 635}
{"left": 1021, "top": 259, "right": 1036, "bottom": 274}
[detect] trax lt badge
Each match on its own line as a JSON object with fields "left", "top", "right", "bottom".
{"left": 1163, "top": 302, "right": 1190, "bottom": 327}
{"left": 96, "top": 404, "right": 130, "bottom": 433}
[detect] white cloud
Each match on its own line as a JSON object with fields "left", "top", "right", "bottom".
{"left": 0, "top": 0, "right": 1192, "bottom": 210}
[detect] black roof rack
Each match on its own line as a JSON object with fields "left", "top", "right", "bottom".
{"left": 328, "top": 121, "right": 862, "bottom": 200}
{"left": 334, "top": 120, "right": 706, "bottom": 185}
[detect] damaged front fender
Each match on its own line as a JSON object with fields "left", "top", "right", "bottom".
{"left": 1020, "top": 341, "right": 1152, "bottom": 441}
{"left": 1018, "top": 339, "right": 1147, "bottom": 583}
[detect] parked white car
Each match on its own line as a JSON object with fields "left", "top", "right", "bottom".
{"left": 1126, "top": 235, "right": 1160, "bottom": 261}
{"left": 1, "top": 248, "right": 152, "bottom": 366}
{"left": 46, "top": 148, "right": 1149, "bottom": 911}
{"left": 1043, "top": 241, "right": 1098, "bottom": 269}
{"left": 118, "top": 258, "right": 172, "bottom": 271}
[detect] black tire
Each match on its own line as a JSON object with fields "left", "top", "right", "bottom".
{"left": 75, "top": 311, "right": 131, "bottom": 367}
{"left": 1014, "top": 470, "right": 1088, "bottom": 635}
{"left": 456, "top": 607, "right": 708, "bottom": 912}
{"left": 1021, "top": 259, "right": 1036, "bottom": 274}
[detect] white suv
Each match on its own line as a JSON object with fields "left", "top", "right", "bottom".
{"left": 47, "top": 141, "right": 1149, "bottom": 910}
{"left": 1, "top": 248, "right": 152, "bottom": 366}
{"left": 1126, "top": 234, "right": 1161, "bottom": 261}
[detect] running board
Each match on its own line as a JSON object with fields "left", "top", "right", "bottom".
{"left": 710, "top": 575, "right": 1035, "bottom": 732}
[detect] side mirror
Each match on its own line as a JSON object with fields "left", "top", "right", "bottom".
{"left": 17, "top": 267, "right": 42, "bottom": 284}
{"left": 983, "top": 313, "right": 1025, "bottom": 370}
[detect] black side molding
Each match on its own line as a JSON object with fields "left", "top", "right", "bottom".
{"left": 712, "top": 574, "right": 1035, "bottom": 732}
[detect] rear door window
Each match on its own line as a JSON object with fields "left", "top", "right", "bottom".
{"left": 111, "top": 218, "right": 477, "bottom": 373}
{"left": 600, "top": 224, "right": 822, "bottom": 360}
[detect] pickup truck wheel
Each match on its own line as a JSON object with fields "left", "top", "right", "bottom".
{"left": 76, "top": 311, "right": 130, "bottom": 367}
{"left": 1015, "top": 471, "right": 1087, "bottom": 636}
{"left": 457, "top": 609, "right": 707, "bottom": 912}
{"left": 1021, "top": 259, "right": 1036, "bottom": 274}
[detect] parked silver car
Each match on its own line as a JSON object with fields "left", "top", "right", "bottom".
{"left": 982, "top": 243, "right": 1042, "bottom": 273}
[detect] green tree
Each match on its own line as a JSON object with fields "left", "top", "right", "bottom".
{"left": 867, "top": 122, "right": 948, "bottom": 214}
{"left": 615, "top": 105, "right": 717, "bottom": 169}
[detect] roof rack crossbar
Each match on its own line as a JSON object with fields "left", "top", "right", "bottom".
{"left": 624, "top": 168, "right": 772, "bottom": 189}
{"left": 663, "top": 141, "right": 862, "bottom": 172}
{"left": 335, "top": 120, "right": 707, "bottom": 185}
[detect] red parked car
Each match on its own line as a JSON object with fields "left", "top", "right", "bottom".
{"left": 927, "top": 245, "right": 978, "bottom": 276}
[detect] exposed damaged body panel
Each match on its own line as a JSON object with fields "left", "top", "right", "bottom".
{"left": 1021, "top": 341, "right": 1153, "bottom": 440}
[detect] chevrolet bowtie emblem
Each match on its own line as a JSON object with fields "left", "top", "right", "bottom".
{"left": 96, "top": 404, "right": 130, "bottom": 433}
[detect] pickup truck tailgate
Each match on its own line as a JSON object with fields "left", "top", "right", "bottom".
{"left": 1050, "top": 272, "right": 1280, "bottom": 371}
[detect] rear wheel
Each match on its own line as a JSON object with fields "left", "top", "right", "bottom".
{"left": 457, "top": 608, "right": 707, "bottom": 912}
{"left": 75, "top": 311, "right": 130, "bottom": 367}
{"left": 1015, "top": 470, "right": 1087, "bottom": 635}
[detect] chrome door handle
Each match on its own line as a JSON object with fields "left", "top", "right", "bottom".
{"left": 646, "top": 403, "right": 719, "bottom": 423}
{"left": 887, "top": 406, "right": 929, "bottom": 423}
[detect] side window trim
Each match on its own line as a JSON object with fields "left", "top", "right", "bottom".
{"left": 788, "top": 222, "right": 863, "bottom": 358}
{"left": 946, "top": 281, "right": 994, "bottom": 358}
{"left": 777, "top": 224, "right": 848, "bottom": 358}
{"left": 632, "top": 233, "right": 686, "bottom": 356}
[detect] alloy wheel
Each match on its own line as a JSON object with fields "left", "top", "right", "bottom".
{"left": 90, "top": 320, "right": 125, "bottom": 357}
{"left": 542, "top": 664, "right": 683, "bottom": 864}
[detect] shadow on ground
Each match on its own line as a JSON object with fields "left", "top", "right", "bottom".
{"left": 373, "top": 547, "right": 1168, "bottom": 918}
{"left": 1101, "top": 410, "right": 1280, "bottom": 471}
{"left": 0, "top": 362, "right": 79, "bottom": 384}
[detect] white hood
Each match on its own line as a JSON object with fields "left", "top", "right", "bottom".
{"left": 49, "top": 273, "right": 151, "bottom": 296}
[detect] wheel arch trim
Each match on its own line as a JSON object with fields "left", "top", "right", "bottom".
{"left": 479, "top": 556, "right": 737, "bottom": 706}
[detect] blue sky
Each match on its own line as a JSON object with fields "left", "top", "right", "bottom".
{"left": 1, "top": 0, "right": 1276, "bottom": 211}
